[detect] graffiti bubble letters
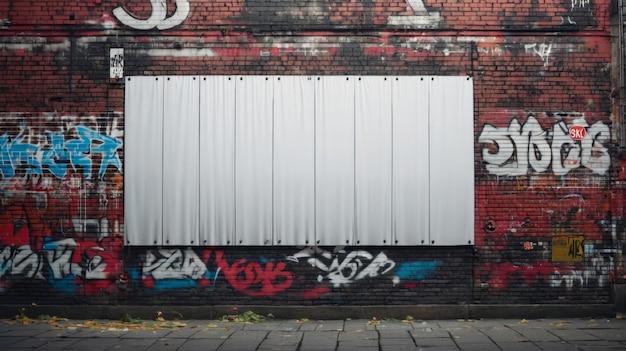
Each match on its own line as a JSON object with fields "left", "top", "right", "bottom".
{"left": 214, "top": 251, "right": 293, "bottom": 297}
{"left": 479, "top": 116, "right": 610, "bottom": 176}
{"left": 140, "top": 249, "right": 293, "bottom": 296}
{"left": 0, "top": 126, "right": 122, "bottom": 180}
{"left": 113, "top": 0, "right": 190, "bottom": 30}
{"left": 144, "top": 249, "right": 207, "bottom": 281}
{"left": 289, "top": 247, "right": 396, "bottom": 287}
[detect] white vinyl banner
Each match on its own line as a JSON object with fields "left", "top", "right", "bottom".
{"left": 315, "top": 76, "right": 355, "bottom": 245}
{"left": 392, "top": 77, "right": 430, "bottom": 245}
{"left": 199, "top": 76, "right": 236, "bottom": 245}
{"left": 124, "top": 75, "right": 474, "bottom": 246}
{"left": 124, "top": 76, "right": 163, "bottom": 246}
{"left": 273, "top": 76, "right": 316, "bottom": 246}
{"left": 355, "top": 76, "right": 392, "bottom": 245}
{"left": 235, "top": 76, "right": 274, "bottom": 245}
{"left": 163, "top": 76, "right": 200, "bottom": 245}
{"left": 429, "top": 77, "right": 475, "bottom": 245}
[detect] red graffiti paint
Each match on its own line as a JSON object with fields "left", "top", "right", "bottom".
{"left": 569, "top": 125, "right": 586, "bottom": 140}
{"left": 301, "top": 286, "right": 331, "bottom": 299}
{"left": 214, "top": 251, "right": 293, "bottom": 297}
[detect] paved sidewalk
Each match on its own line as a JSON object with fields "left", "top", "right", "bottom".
{"left": 1, "top": 317, "right": 625, "bottom": 350}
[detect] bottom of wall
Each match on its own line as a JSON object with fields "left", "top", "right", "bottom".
{"left": 0, "top": 304, "right": 615, "bottom": 321}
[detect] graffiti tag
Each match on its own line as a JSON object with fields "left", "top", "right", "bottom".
{"left": 113, "top": 0, "right": 190, "bottom": 30}
{"left": 0, "top": 126, "right": 122, "bottom": 180}
{"left": 478, "top": 116, "right": 610, "bottom": 176}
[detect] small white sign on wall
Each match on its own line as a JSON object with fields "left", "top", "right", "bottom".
{"left": 110, "top": 48, "right": 124, "bottom": 79}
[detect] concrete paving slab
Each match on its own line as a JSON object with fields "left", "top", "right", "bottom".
{"left": 63, "top": 328, "right": 128, "bottom": 338}
{"left": 378, "top": 328, "right": 412, "bottom": 338}
{"left": 343, "top": 319, "right": 370, "bottom": 331}
{"left": 548, "top": 328, "right": 600, "bottom": 341}
{"left": 260, "top": 334, "right": 302, "bottom": 348}
{"left": 479, "top": 326, "right": 527, "bottom": 342}
{"left": 120, "top": 329, "right": 172, "bottom": 338}
{"left": 295, "top": 321, "right": 318, "bottom": 331}
{"left": 1, "top": 336, "right": 55, "bottom": 349}
{"left": 216, "top": 330, "right": 268, "bottom": 351}
{"left": 161, "top": 327, "right": 201, "bottom": 338}
{"left": 583, "top": 328, "right": 626, "bottom": 341}
{"left": 506, "top": 326, "right": 562, "bottom": 342}
{"left": 28, "top": 338, "right": 81, "bottom": 350}
{"left": 177, "top": 338, "right": 223, "bottom": 351}
{"left": 145, "top": 338, "right": 187, "bottom": 351}
{"left": 378, "top": 323, "right": 414, "bottom": 330}
{"left": 491, "top": 341, "right": 543, "bottom": 351}
{"left": 257, "top": 346, "right": 299, "bottom": 351}
{"left": 266, "top": 330, "right": 303, "bottom": 339}
{"left": 410, "top": 327, "right": 450, "bottom": 338}
{"left": 448, "top": 331, "right": 494, "bottom": 344}
{"left": 568, "top": 340, "right": 626, "bottom": 350}
{"left": 34, "top": 328, "right": 81, "bottom": 338}
{"left": 380, "top": 344, "right": 420, "bottom": 351}
{"left": 188, "top": 328, "right": 234, "bottom": 339}
{"left": 414, "top": 337, "right": 459, "bottom": 347}
{"left": 107, "top": 338, "right": 158, "bottom": 350}
{"left": 64, "top": 337, "right": 123, "bottom": 350}
{"left": 315, "top": 321, "right": 345, "bottom": 331}
{"left": 0, "top": 336, "right": 28, "bottom": 348}
{"left": 534, "top": 341, "right": 575, "bottom": 351}
{"left": 0, "top": 327, "right": 51, "bottom": 337}
{"left": 243, "top": 321, "right": 284, "bottom": 331}
{"left": 299, "top": 331, "right": 338, "bottom": 350}
{"left": 0, "top": 317, "right": 624, "bottom": 351}
{"left": 453, "top": 343, "right": 500, "bottom": 351}
{"left": 337, "top": 330, "right": 378, "bottom": 341}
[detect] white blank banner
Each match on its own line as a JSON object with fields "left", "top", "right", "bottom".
{"left": 124, "top": 75, "right": 474, "bottom": 246}
{"left": 355, "top": 76, "right": 392, "bottom": 245}
{"left": 429, "top": 76, "right": 474, "bottom": 245}
{"left": 315, "top": 76, "right": 355, "bottom": 245}
{"left": 163, "top": 76, "right": 200, "bottom": 245}
{"left": 392, "top": 77, "right": 430, "bottom": 245}
{"left": 200, "top": 76, "right": 236, "bottom": 245}
{"left": 124, "top": 76, "right": 163, "bottom": 246}
{"left": 235, "top": 76, "right": 273, "bottom": 245}
{"left": 274, "top": 76, "right": 315, "bottom": 245}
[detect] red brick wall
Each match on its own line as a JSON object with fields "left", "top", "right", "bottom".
{"left": 0, "top": 0, "right": 622, "bottom": 306}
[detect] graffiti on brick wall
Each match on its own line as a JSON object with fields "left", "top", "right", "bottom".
{"left": 111, "top": 0, "right": 441, "bottom": 30}
{"left": 0, "top": 238, "right": 122, "bottom": 295}
{"left": 0, "top": 113, "right": 124, "bottom": 297}
{"left": 0, "top": 125, "right": 122, "bottom": 180}
{"left": 524, "top": 43, "right": 553, "bottom": 67}
{"left": 113, "top": 0, "right": 190, "bottom": 30}
{"left": 287, "top": 247, "right": 397, "bottom": 287}
{"left": 478, "top": 115, "right": 610, "bottom": 176}
{"left": 135, "top": 247, "right": 442, "bottom": 298}
{"left": 480, "top": 249, "right": 613, "bottom": 291}
{"left": 141, "top": 248, "right": 293, "bottom": 296}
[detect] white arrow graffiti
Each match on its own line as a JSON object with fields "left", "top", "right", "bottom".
{"left": 113, "top": 0, "right": 190, "bottom": 30}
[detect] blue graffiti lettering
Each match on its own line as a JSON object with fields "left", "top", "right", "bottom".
{"left": 395, "top": 261, "right": 440, "bottom": 281}
{"left": 0, "top": 126, "right": 122, "bottom": 180}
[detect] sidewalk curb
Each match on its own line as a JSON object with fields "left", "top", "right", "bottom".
{"left": 0, "top": 304, "right": 615, "bottom": 321}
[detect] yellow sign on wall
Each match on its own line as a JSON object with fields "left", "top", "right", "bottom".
{"left": 552, "top": 235, "right": 584, "bottom": 262}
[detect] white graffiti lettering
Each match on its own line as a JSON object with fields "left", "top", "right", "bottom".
{"left": 571, "top": 0, "right": 590, "bottom": 8}
{"left": 549, "top": 269, "right": 584, "bottom": 290}
{"left": 44, "top": 239, "right": 79, "bottom": 279}
{"left": 478, "top": 116, "right": 610, "bottom": 176}
{"left": 113, "top": 0, "right": 190, "bottom": 30}
{"left": 0, "top": 239, "right": 112, "bottom": 283}
{"left": 524, "top": 43, "right": 552, "bottom": 67}
{"left": 288, "top": 247, "right": 396, "bottom": 287}
{"left": 144, "top": 249, "right": 207, "bottom": 280}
